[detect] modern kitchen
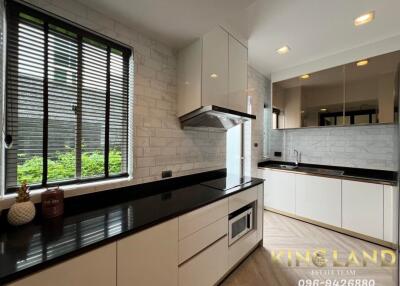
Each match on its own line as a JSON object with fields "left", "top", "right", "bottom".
{"left": 0, "top": 0, "right": 399, "bottom": 286}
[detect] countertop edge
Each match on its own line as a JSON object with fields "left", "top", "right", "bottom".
{"left": 0, "top": 179, "right": 264, "bottom": 284}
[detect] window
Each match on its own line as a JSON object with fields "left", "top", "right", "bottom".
{"left": 5, "top": 1, "right": 132, "bottom": 193}
{"left": 319, "top": 109, "right": 377, "bottom": 126}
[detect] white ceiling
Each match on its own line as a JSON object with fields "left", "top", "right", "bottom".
{"left": 76, "top": 0, "right": 255, "bottom": 48}
{"left": 241, "top": 0, "right": 400, "bottom": 77}
{"left": 77, "top": 0, "right": 400, "bottom": 78}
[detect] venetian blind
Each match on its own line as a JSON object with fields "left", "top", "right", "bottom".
{"left": 5, "top": 1, "right": 131, "bottom": 193}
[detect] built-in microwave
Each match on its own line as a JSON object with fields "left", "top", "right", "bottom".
{"left": 228, "top": 204, "right": 254, "bottom": 246}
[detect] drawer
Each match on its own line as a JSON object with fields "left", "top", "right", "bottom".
{"left": 229, "top": 187, "right": 257, "bottom": 214}
{"left": 179, "top": 198, "right": 228, "bottom": 240}
{"left": 179, "top": 216, "right": 228, "bottom": 264}
{"left": 179, "top": 236, "right": 228, "bottom": 286}
{"left": 228, "top": 230, "right": 258, "bottom": 269}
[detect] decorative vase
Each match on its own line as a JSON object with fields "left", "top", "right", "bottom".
{"left": 7, "top": 201, "right": 36, "bottom": 226}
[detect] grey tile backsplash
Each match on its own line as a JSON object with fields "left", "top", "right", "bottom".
{"left": 269, "top": 124, "right": 398, "bottom": 171}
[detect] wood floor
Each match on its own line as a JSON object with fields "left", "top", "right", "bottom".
{"left": 221, "top": 211, "right": 398, "bottom": 286}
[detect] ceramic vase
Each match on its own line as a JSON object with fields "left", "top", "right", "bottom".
{"left": 7, "top": 201, "right": 36, "bottom": 226}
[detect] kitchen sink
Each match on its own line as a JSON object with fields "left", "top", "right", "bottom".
{"left": 299, "top": 167, "right": 344, "bottom": 176}
{"left": 271, "top": 164, "right": 345, "bottom": 176}
{"left": 279, "top": 164, "right": 298, "bottom": 170}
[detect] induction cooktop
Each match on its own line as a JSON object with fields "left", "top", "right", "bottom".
{"left": 200, "top": 176, "right": 253, "bottom": 191}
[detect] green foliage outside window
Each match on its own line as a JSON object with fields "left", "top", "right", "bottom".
{"left": 17, "top": 149, "right": 123, "bottom": 185}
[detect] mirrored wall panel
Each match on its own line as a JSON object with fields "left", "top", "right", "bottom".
{"left": 271, "top": 50, "right": 400, "bottom": 129}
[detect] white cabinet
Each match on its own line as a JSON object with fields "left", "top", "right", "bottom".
{"left": 179, "top": 216, "right": 228, "bottom": 264}
{"left": 342, "top": 180, "right": 384, "bottom": 239}
{"left": 179, "top": 198, "right": 228, "bottom": 239}
{"left": 177, "top": 39, "right": 202, "bottom": 117}
{"left": 7, "top": 244, "right": 116, "bottom": 286}
{"left": 117, "top": 218, "right": 178, "bottom": 286}
{"left": 228, "top": 35, "right": 248, "bottom": 113}
{"left": 295, "top": 174, "right": 341, "bottom": 227}
{"left": 179, "top": 236, "right": 228, "bottom": 286}
{"left": 384, "top": 185, "right": 398, "bottom": 243}
{"left": 202, "top": 27, "right": 229, "bottom": 109}
{"left": 262, "top": 169, "right": 296, "bottom": 213}
{"left": 256, "top": 184, "right": 264, "bottom": 242}
{"left": 228, "top": 186, "right": 258, "bottom": 213}
{"left": 177, "top": 26, "right": 248, "bottom": 117}
{"left": 228, "top": 230, "right": 258, "bottom": 269}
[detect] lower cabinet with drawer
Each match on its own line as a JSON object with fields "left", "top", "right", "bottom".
{"left": 179, "top": 236, "right": 229, "bottom": 286}
{"left": 178, "top": 185, "right": 263, "bottom": 286}
{"left": 6, "top": 244, "right": 117, "bottom": 286}
{"left": 117, "top": 218, "right": 179, "bottom": 286}
{"left": 342, "top": 180, "right": 384, "bottom": 240}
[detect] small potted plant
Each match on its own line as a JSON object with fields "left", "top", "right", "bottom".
{"left": 7, "top": 181, "right": 36, "bottom": 226}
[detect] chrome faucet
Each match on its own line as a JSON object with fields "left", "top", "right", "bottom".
{"left": 293, "top": 149, "right": 301, "bottom": 166}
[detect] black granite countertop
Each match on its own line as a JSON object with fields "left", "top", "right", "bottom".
{"left": 258, "top": 160, "right": 397, "bottom": 186}
{"left": 0, "top": 169, "right": 264, "bottom": 284}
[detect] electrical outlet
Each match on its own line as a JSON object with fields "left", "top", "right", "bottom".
{"left": 162, "top": 170, "right": 172, "bottom": 178}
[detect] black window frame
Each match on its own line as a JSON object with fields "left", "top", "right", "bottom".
{"left": 319, "top": 109, "right": 377, "bottom": 126}
{"left": 4, "top": 0, "right": 132, "bottom": 193}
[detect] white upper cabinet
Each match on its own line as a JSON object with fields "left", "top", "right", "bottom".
{"left": 202, "top": 27, "right": 229, "bottom": 109}
{"left": 177, "top": 26, "right": 248, "bottom": 117}
{"left": 177, "top": 39, "right": 202, "bottom": 117}
{"left": 228, "top": 35, "right": 248, "bottom": 113}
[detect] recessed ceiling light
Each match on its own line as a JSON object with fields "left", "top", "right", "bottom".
{"left": 300, "top": 74, "right": 310, "bottom": 79}
{"left": 354, "top": 12, "right": 375, "bottom": 26}
{"left": 276, "top": 45, "right": 290, "bottom": 55}
{"left": 320, "top": 108, "right": 327, "bottom": 112}
{"left": 356, "top": 60, "right": 369, "bottom": 67}
{"left": 210, "top": 73, "right": 218, "bottom": 79}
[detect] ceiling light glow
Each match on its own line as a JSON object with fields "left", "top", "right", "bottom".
{"left": 210, "top": 73, "right": 218, "bottom": 79}
{"left": 276, "top": 45, "right": 290, "bottom": 55}
{"left": 354, "top": 12, "right": 375, "bottom": 26}
{"left": 300, "top": 74, "right": 310, "bottom": 79}
{"left": 356, "top": 60, "right": 369, "bottom": 67}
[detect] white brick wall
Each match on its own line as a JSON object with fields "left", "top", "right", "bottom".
{"left": 9, "top": 0, "right": 226, "bottom": 186}
{"left": 269, "top": 124, "right": 398, "bottom": 171}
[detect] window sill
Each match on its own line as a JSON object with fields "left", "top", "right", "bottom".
{"left": 0, "top": 176, "right": 133, "bottom": 211}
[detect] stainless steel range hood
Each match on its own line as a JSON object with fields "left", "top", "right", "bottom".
{"left": 179, "top": 105, "right": 256, "bottom": 130}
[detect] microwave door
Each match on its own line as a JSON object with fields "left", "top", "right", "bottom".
{"left": 229, "top": 209, "right": 253, "bottom": 245}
